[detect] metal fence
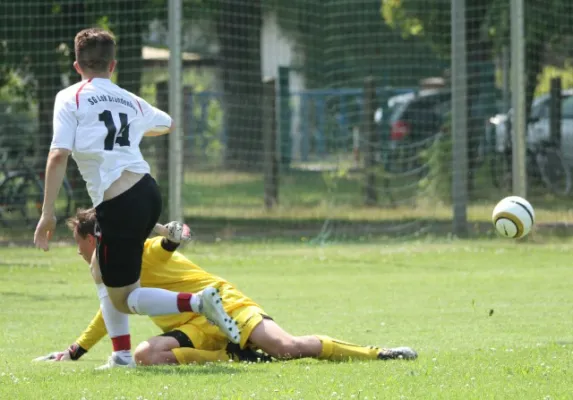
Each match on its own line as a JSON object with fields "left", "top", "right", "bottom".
{"left": 1, "top": 0, "right": 572, "bottom": 241}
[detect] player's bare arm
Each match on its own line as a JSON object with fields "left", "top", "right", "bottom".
{"left": 34, "top": 148, "right": 71, "bottom": 251}
{"left": 143, "top": 121, "right": 175, "bottom": 137}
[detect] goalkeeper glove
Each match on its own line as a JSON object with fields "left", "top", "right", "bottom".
{"left": 33, "top": 343, "right": 87, "bottom": 362}
{"left": 164, "top": 221, "right": 193, "bottom": 245}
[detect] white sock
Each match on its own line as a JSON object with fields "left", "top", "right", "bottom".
{"left": 97, "top": 284, "right": 132, "bottom": 359}
{"left": 127, "top": 287, "right": 202, "bottom": 316}
{"left": 112, "top": 350, "right": 132, "bottom": 360}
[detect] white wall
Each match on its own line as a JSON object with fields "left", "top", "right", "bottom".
{"left": 261, "top": 11, "right": 305, "bottom": 161}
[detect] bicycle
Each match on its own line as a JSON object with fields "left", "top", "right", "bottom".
{"left": 491, "top": 132, "right": 572, "bottom": 196}
{"left": 0, "top": 148, "right": 75, "bottom": 228}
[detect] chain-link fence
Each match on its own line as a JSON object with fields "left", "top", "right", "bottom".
{"left": 1, "top": 0, "right": 572, "bottom": 242}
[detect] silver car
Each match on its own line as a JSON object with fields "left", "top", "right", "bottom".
{"left": 490, "top": 89, "right": 573, "bottom": 166}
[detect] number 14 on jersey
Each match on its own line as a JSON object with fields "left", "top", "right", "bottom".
{"left": 98, "top": 110, "right": 131, "bottom": 151}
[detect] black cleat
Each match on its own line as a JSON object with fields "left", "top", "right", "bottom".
{"left": 377, "top": 347, "right": 418, "bottom": 360}
{"left": 225, "top": 343, "right": 273, "bottom": 363}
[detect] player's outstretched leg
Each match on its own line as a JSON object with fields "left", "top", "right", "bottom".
{"left": 198, "top": 287, "right": 241, "bottom": 345}
{"left": 316, "top": 336, "right": 417, "bottom": 361}
{"left": 248, "top": 318, "right": 417, "bottom": 362}
{"left": 315, "top": 338, "right": 419, "bottom": 361}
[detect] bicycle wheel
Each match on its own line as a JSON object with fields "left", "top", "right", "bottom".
{"left": 535, "top": 147, "right": 572, "bottom": 196}
{"left": 33, "top": 170, "right": 75, "bottom": 223}
{"left": 0, "top": 172, "right": 43, "bottom": 227}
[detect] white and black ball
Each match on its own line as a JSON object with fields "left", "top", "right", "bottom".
{"left": 492, "top": 196, "right": 535, "bottom": 239}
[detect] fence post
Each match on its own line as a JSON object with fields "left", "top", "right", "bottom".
{"left": 263, "top": 78, "right": 279, "bottom": 209}
{"left": 363, "top": 76, "right": 377, "bottom": 206}
{"left": 550, "top": 77, "right": 562, "bottom": 147}
{"left": 168, "top": 0, "right": 183, "bottom": 222}
{"left": 278, "top": 66, "right": 292, "bottom": 168}
{"left": 511, "top": 0, "right": 527, "bottom": 198}
{"left": 156, "top": 80, "right": 170, "bottom": 218}
{"left": 451, "top": 0, "right": 468, "bottom": 237}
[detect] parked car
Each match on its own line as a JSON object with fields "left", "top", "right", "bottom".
{"left": 487, "top": 91, "right": 573, "bottom": 195}
{"left": 488, "top": 89, "right": 573, "bottom": 166}
{"left": 375, "top": 89, "right": 450, "bottom": 172}
{"left": 386, "top": 89, "right": 451, "bottom": 142}
{"left": 374, "top": 91, "right": 415, "bottom": 143}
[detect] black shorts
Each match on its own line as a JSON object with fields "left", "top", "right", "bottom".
{"left": 95, "top": 174, "right": 162, "bottom": 287}
{"left": 160, "top": 330, "right": 194, "bottom": 348}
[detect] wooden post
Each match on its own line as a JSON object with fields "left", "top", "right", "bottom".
{"left": 278, "top": 67, "right": 291, "bottom": 168}
{"left": 363, "top": 76, "right": 378, "bottom": 206}
{"left": 155, "top": 81, "right": 170, "bottom": 218}
{"left": 263, "top": 78, "right": 279, "bottom": 209}
{"left": 550, "top": 77, "right": 562, "bottom": 147}
{"left": 182, "top": 85, "right": 192, "bottom": 173}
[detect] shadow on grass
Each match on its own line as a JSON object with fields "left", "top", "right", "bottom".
{"left": 127, "top": 359, "right": 331, "bottom": 377}
{"left": 0, "top": 291, "right": 89, "bottom": 301}
{"left": 131, "top": 363, "right": 256, "bottom": 376}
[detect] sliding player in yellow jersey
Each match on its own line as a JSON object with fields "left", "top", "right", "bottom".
{"left": 35, "top": 209, "right": 417, "bottom": 366}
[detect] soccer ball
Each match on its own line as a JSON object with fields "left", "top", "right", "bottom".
{"left": 492, "top": 196, "right": 535, "bottom": 239}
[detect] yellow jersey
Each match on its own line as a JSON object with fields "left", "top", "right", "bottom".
{"left": 75, "top": 236, "right": 260, "bottom": 350}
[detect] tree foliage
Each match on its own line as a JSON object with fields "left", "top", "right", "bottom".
{"left": 381, "top": 0, "right": 573, "bottom": 96}
{"left": 0, "top": 1, "right": 156, "bottom": 205}
{"left": 270, "top": 0, "right": 445, "bottom": 89}
{"left": 381, "top": 0, "right": 573, "bottom": 192}
{"left": 0, "top": 0, "right": 458, "bottom": 174}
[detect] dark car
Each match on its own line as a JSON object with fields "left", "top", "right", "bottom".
{"left": 377, "top": 89, "right": 450, "bottom": 172}
{"left": 387, "top": 89, "right": 451, "bottom": 142}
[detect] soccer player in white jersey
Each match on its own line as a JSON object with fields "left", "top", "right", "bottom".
{"left": 33, "top": 28, "right": 240, "bottom": 369}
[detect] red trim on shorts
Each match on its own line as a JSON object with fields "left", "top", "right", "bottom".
{"left": 177, "top": 293, "right": 193, "bottom": 312}
{"left": 111, "top": 334, "right": 131, "bottom": 351}
{"left": 135, "top": 99, "right": 144, "bottom": 115}
{"left": 75, "top": 78, "right": 93, "bottom": 109}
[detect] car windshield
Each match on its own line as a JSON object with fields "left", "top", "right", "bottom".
{"left": 389, "top": 100, "right": 409, "bottom": 123}
{"left": 562, "top": 96, "right": 573, "bottom": 118}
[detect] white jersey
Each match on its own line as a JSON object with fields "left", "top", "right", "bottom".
{"left": 50, "top": 78, "right": 171, "bottom": 207}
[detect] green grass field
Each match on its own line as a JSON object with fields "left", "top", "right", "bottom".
{"left": 1, "top": 237, "right": 573, "bottom": 399}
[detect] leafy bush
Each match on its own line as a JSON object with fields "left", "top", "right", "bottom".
{"left": 0, "top": 71, "right": 37, "bottom": 155}
{"left": 418, "top": 115, "right": 451, "bottom": 203}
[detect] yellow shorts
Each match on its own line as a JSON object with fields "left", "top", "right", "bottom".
{"left": 169, "top": 305, "right": 270, "bottom": 350}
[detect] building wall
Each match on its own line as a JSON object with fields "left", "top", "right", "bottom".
{"left": 261, "top": 11, "right": 305, "bottom": 161}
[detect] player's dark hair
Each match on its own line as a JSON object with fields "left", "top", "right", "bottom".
{"left": 74, "top": 28, "right": 116, "bottom": 73}
{"left": 66, "top": 208, "right": 97, "bottom": 238}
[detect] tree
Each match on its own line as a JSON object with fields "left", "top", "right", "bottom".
{"left": 0, "top": 1, "right": 155, "bottom": 207}
{"left": 382, "top": 0, "right": 494, "bottom": 193}
{"left": 382, "top": 0, "right": 573, "bottom": 192}
{"left": 178, "top": 0, "right": 264, "bottom": 169}
{"left": 84, "top": 0, "right": 151, "bottom": 96}
{"left": 269, "top": 0, "right": 445, "bottom": 89}
{"left": 216, "top": 0, "right": 263, "bottom": 169}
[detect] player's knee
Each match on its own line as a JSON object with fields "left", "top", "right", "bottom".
{"left": 134, "top": 341, "right": 153, "bottom": 365}
{"left": 108, "top": 295, "right": 130, "bottom": 313}
{"left": 134, "top": 341, "right": 161, "bottom": 366}
{"left": 106, "top": 287, "right": 134, "bottom": 313}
